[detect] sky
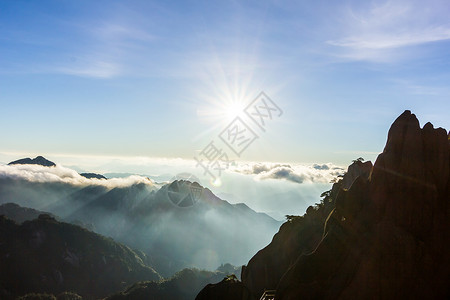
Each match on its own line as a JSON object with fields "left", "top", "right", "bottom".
{"left": 1, "top": 0, "right": 450, "bottom": 189}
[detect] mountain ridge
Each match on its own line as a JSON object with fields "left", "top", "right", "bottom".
{"left": 0, "top": 213, "right": 161, "bottom": 299}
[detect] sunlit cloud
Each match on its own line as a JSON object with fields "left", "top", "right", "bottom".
{"left": 231, "top": 162, "right": 345, "bottom": 184}
{"left": 0, "top": 164, "right": 157, "bottom": 189}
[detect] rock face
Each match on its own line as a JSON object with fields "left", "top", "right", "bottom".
{"left": 206, "top": 111, "right": 450, "bottom": 299}
{"left": 241, "top": 160, "right": 372, "bottom": 298}
{"left": 8, "top": 156, "right": 56, "bottom": 167}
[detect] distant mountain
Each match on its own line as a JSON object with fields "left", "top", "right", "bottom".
{"left": 79, "top": 173, "right": 107, "bottom": 180}
{"left": 197, "top": 111, "right": 450, "bottom": 299}
{"left": 7, "top": 156, "right": 107, "bottom": 181}
{"left": 0, "top": 214, "right": 160, "bottom": 299}
{"left": 8, "top": 156, "right": 56, "bottom": 167}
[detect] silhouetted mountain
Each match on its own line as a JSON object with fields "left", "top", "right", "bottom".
{"left": 0, "top": 214, "right": 160, "bottom": 299}
{"left": 79, "top": 173, "right": 106, "bottom": 180}
{"left": 196, "top": 276, "right": 255, "bottom": 300}
{"left": 197, "top": 111, "right": 450, "bottom": 299}
{"left": 16, "top": 291, "right": 82, "bottom": 300}
{"left": 0, "top": 202, "right": 58, "bottom": 223}
{"left": 8, "top": 156, "right": 56, "bottom": 167}
{"left": 106, "top": 268, "right": 232, "bottom": 300}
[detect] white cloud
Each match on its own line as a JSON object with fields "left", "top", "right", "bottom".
{"left": 0, "top": 164, "right": 157, "bottom": 189}
{"left": 231, "top": 162, "right": 344, "bottom": 184}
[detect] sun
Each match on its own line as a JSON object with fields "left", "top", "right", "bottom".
{"left": 224, "top": 101, "right": 246, "bottom": 120}
{"left": 188, "top": 45, "right": 273, "bottom": 140}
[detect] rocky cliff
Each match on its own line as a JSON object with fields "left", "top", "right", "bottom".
{"left": 197, "top": 110, "right": 450, "bottom": 299}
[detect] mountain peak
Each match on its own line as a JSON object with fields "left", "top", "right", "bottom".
{"left": 80, "top": 172, "right": 107, "bottom": 180}
{"left": 8, "top": 155, "right": 56, "bottom": 167}
{"left": 383, "top": 110, "right": 420, "bottom": 154}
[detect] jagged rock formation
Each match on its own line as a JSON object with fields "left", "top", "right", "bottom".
{"left": 199, "top": 110, "right": 450, "bottom": 299}
{"left": 0, "top": 215, "right": 160, "bottom": 299}
{"left": 8, "top": 156, "right": 56, "bottom": 167}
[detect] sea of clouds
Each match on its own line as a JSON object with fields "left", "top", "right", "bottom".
{"left": 230, "top": 162, "right": 345, "bottom": 184}
{"left": 0, "top": 157, "right": 348, "bottom": 220}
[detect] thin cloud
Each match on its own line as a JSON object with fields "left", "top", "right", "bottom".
{"left": 54, "top": 19, "right": 154, "bottom": 78}
{"left": 328, "top": 0, "right": 450, "bottom": 61}
{"left": 56, "top": 59, "right": 121, "bottom": 79}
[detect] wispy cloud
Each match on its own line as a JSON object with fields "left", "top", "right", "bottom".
{"left": 0, "top": 5, "right": 159, "bottom": 79}
{"left": 391, "top": 79, "right": 450, "bottom": 96}
{"left": 54, "top": 19, "right": 156, "bottom": 78}
{"left": 328, "top": 0, "right": 450, "bottom": 61}
{"left": 55, "top": 59, "right": 121, "bottom": 79}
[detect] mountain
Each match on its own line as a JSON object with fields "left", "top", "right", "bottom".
{"left": 7, "top": 156, "right": 106, "bottom": 180}
{"left": 63, "top": 180, "right": 280, "bottom": 276}
{"left": 106, "top": 268, "right": 234, "bottom": 300}
{"left": 0, "top": 214, "right": 160, "bottom": 299}
{"left": 0, "top": 202, "right": 58, "bottom": 223}
{"left": 79, "top": 173, "right": 107, "bottom": 180}
{"left": 8, "top": 156, "right": 56, "bottom": 167}
{"left": 197, "top": 110, "right": 450, "bottom": 299}
{"left": 196, "top": 276, "right": 255, "bottom": 300}
{"left": 0, "top": 166, "right": 280, "bottom": 277}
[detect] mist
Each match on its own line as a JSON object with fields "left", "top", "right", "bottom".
{"left": 0, "top": 162, "right": 281, "bottom": 277}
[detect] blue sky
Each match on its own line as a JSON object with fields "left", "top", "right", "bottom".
{"left": 1, "top": 0, "right": 450, "bottom": 167}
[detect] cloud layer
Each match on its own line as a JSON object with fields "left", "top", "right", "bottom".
{"left": 0, "top": 164, "right": 156, "bottom": 189}
{"left": 232, "top": 163, "right": 344, "bottom": 184}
